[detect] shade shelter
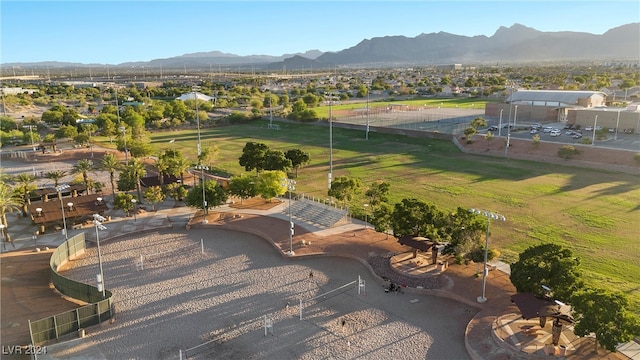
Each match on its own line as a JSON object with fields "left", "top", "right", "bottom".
{"left": 28, "top": 194, "right": 109, "bottom": 234}
{"left": 397, "top": 235, "right": 439, "bottom": 263}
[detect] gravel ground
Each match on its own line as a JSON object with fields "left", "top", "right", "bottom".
{"left": 55, "top": 228, "right": 476, "bottom": 360}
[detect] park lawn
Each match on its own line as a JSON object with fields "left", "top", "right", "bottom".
{"left": 98, "top": 119, "right": 639, "bottom": 312}
{"left": 313, "top": 97, "right": 496, "bottom": 119}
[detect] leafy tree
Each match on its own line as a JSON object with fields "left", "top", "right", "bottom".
{"left": 635, "top": 153, "right": 640, "bottom": 166}
{"left": 285, "top": 149, "right": 310, "bottom": 177}
{"left": 128, "top": 139, "right": 154, "bottom": 158}
{"left": 510, "top": 243, "right": 584, "bottom": 301}
{"left": 463, "top": 127, "right": 477, "bottom": 139}
{"left": 168, "top": 154, "right": 191, "bottom": 185}
{"left": 263, "top": 149, "right": 292, "bottom": 172}
{"left": 198, "top": 144, "right": 219, "bottom": 167}
{"left": 365, "top": 180, "right": 390, "bottom": 211}
{"left": 572, "top": 288, "right": 640, "bottom": 353}
{"left": 143, "top": 186, "right": 165, "bottom": 211}
{"left": 72, "top": 159, "right": 95, "bottom": 194}
{"left": 470, "top": 116, "right": 487, "bottom": 129}
{"left": 0, "top": 116, "right": 18, "bottom": 131}
{"left": 165, "top": 182, "right": 187, "bottom": 201}
{"left": 100, "top": 153, "right": 122, "bottom": 197}
{"left": 441, "top": 207, "right": 486, "bottom": 257}
{"left": 370, "top": 202, "right": 393, "bottom": 238}
{"left": 114, "top": 192, "right": 134, "bottom": 216}
{"left": 153, "top": 157, "right": 170, "bottom": 186}
{"left": 390, "top": 198, "right": 445, "bottom": 240}
{"left": 56, "top": 124, "right": 78, "bottom": 140}
{"left": 44, "top": 170, "right": 67, "bottom": 187}
{"left": 185, "top": 180, "right": 228, "bottom": 214}
{"left": 227, "top": 175, "right": 257, "bottom": 204}
{"left": 239, "top": 141, "right": 269, "bottom": 173}
{"left": 256, "top": 170, "right": 286, "bottom": 201}
{"left": 328, "top": 176, "right": 362, "bottom": 206}
{"left": 532, "top": 134, "right": 541, "bottom": 149}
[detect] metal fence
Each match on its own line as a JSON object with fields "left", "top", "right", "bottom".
{"left": 29, "top": 233, "right": 114, "bottom": 345}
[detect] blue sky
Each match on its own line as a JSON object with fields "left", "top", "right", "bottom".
{"left": 2, "top": 1, "right": 638, "bottom": 64}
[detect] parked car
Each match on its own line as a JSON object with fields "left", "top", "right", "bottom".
{"left": 565, "top": 130, "right": 575, "bottom": 136}
{"left": 530, "top": 129, "right": 539, "bottom": 134}
{"left": 572, "top": 133, "right": 583, "bottom": 139}
{"left": 550, "top": 129, "right": 561, "bottom": 137}
{"left": 543, "top": 127, "right": 554, "bottom": 133}
{"left": 488, "top": 126, "right": 498, "bottom": 132}
{"left": 584, "top": 126, "right": 593, "bottom": 131}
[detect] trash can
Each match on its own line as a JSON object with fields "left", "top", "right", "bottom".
{"left": 78, "top": 328, "right": 85, "bottom": 338}
{"left": 559, "top": 345, "right": 567, "bottom": 356}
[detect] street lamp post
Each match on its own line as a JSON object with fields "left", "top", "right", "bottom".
{"left": 55, "top": 184, "right": 70, "bottom": 240}
{"left": 498, "top": 109, "right": 503, "bottom": 137}
{"left": 131, "top": 198, "right": 137, "bottom": 222}
{"left": 23, "top": 124, "right": 37, "bottom": 152}
{"left": 470, "top": 208, "right": 506, "bottom": 303}
{"left": 93, "top": 214, "right": 107, "bottom": 299}
{"left": 366, "top": 82, "right": 370, "bottom": 140}
{"left": 614, "top": 111, "right": 621, "bottom": 141}
{"left": 327, "top": 92, "right": 334, "bottom": 192}
{"left": 591, "top": 115, "right": 598, "bottom": 146}
{"left": 195, "top": 165, "right": 209, "bottom": 223}
{"left": 513, "top": 105, "right": 518, "bottom": 128}
{"left": 282, "top": 178, "right": 296, "bottom": 256}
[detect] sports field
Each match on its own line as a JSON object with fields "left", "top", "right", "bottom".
{"left": 116, "top": 117, "right": 640, "bottom": 313}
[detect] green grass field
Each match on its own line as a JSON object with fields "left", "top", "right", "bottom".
{"left": 98, "top": 114, "right": 640, "bottom": 312}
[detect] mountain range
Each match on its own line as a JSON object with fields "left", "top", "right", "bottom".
{"left": 5, "top": 23, "right": 639, "bottom": 69}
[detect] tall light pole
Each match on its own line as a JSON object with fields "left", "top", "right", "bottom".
{"left": 23, "top": 124, "right": 37, "bottom": 152}
{"left": 281, "top": 178, "right": 296, "bottom": 256}
{"left": 470, "top": 208, "right": 506, "bottom": 303}
{"left": 193, "top": 87, "right": 207, "bottom": 224}
{"left": 513, "top": 105, "right": 518, "bottom": 128}
{"left": 498, "top": 109, "right": 503, "bottom": 137}
{"left": 591, "top": 115, "right": 598, "bottom": 146}
{"left": 366, "top": 82, "right": 370, "bottom": 140}
{"left": 55, "top": 184, "right": 70, "bottom": 240}
{"left": 614, "top": 110, "right": 621, "bottom": 141}
{"left": 327, "top": 92, "right": 334, "bottom": 192}
{"left": 93, "top": 214, "right": 107, "bottom": 299}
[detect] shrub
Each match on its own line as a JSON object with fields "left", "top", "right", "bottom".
{"left": 558, "top": 145, "right": 581, "bottom": 159}
{"left": 634, "top": 153, "right": 640, "bottom": 166}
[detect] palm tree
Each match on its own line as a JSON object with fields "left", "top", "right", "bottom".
{"left": 72, "top": 159, "right": 95, "bottom": 194}
{"left": 13, "top": 173, "right": 36, "bottom": 217}
{"left": 154, "top": 157, "right": 170, "bottom": 186}
{"left": 44, "top": 170, "right": 67, "bottom": 187}
{"left": 0, "top": 183, "right": 23, "bottom": 241}
{"left": 170, "top": 156, "right": 191, "bottom": 185}
{"left": 100, "top": 153, "right": 122, "bottom": 197}
{"left": 127, "top": 158, "right": 147, "bottom": 202}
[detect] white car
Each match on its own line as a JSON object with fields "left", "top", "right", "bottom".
{"left": 550, "top": 129, "right": 561, "bottom": 137}
{"left": 543, "top": 127, "right": 554, "bottom": 133}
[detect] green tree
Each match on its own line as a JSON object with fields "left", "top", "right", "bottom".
{"left": 72, "top": 159, "right": 95, "bottom": 194}
{"left": 263, "top": 149, "right": 292, "bottom": 172}
{"left": 153, "top": 157, "right": 170, "bottom": 186}
{"left": 390, "top": 198, "right": 445, "bottom": 240}
{"left": 256, "top": 170, "right": 286, "bottom": 201}
{"left": 227, "top": 175, "right": 257, "bottom": 204}
{"left": 126, "top": 158, "right": 147, "bottom": 202}
{"left": 114, "top": 192, "right": 134, "bottom": 216}
{"left": 13, "top": 173, "right": 36, "bottom": 216}
{"left": 328, "top": 176, "right": 362, "bottom": 207}
{"left": 198, "top": 144, "right": 219, "bottom": 167}
{"left": 370, "top": 202, "right": 393, "bottom": 238}
{"left": 365, "top": 180, "right": 390, "bottom": 211}
{"left": 100, "top": 153, "right": 122, "bottom": 197}
{"left": 572, "top": 288, "right": 640, "bottom": 352}
{"left": 185, "top": 180, "right": 228, "bottom": 214}
{"left": 128, "top": 139, "right": 154, "bottom": 158}
{"left": 463, "top": 126, "right": 477, "bottom": 139}
{"left": 44, "top": 170, "right": 67, "bottom": 187}
{"left": 470, "top": 116, "right": 487, "bottom": 129}
{"left": 239, "top": 141, "right": 269, "bottom": 173}
{"left": 143, "top": 186, "right": 165, "bottom": 211}
{"left": 510, "top": 243, "right": 584, "bottom": 301}
{"left": 284, "top": 149, "right": 310, "bottom": 177}
{"left": 56, "top": 124, "right": 78, "bottom": 140}
{"left": 169, "top": 155, "right": 191, "bottom": 185}
{"left": 441, "top": 207, "right": 486, "bottom": 257}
